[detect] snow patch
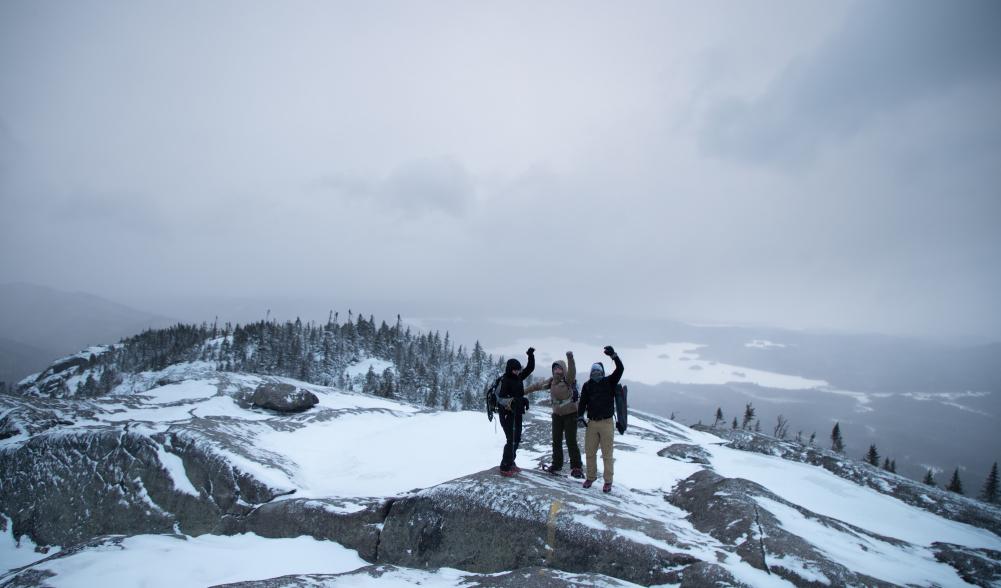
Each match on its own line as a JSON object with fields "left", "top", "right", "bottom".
{"left": 155, "top": 446, "right": 199, "bottom": 497}
{"left": 16, "top": 533, "right": 365, "bottom": 588}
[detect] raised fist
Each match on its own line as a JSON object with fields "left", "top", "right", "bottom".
{"left": 527, "top": 347, "right": 536, "bottom": 356}
{"left": 566, "top": 350, "right": 573, "bottom": 357}
{"left": 603, "top": 345, "right": 616, "bottom": 357}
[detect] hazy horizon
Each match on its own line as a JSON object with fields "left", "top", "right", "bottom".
{"left": 2, "top": 1, "right": 999, "bottom": 342}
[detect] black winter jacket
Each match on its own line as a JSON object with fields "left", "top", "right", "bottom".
{"left": 498, "top": 353, "right": 535, "bottom": 413}
{"left": 578, "top": 354, "right": 624, "bottom": 421}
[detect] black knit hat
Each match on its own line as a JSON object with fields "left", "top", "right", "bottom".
{"left": 506, "top": 358, "right": 523, "bottom": 373}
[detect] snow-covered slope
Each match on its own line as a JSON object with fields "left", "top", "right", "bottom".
{"left": 2, "top": 359, "right": 1000, "bottom": 587}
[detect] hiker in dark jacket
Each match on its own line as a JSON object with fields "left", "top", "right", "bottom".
{"left": 577, "top": 345, "right": 623, "bottom": 492}
{"left": 498, "top": 347, "right": 535, "bottom": 476}
{"left": 525, "top": 350, "right": 583, "bottom": 478}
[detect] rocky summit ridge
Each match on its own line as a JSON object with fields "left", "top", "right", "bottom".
{"left": 2, "top": 353, "right": 1000, "bottom": 587}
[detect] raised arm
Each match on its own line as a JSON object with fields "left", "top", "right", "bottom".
{"left": 604, "top": 346, "right": 624, "bottom": 386}
{"left": 566, "top": 351, "right": 576, "bottom": 386}
{"left": 519, "top": 348, "right": 536, "bottom": 381}
{"left": 524, "top": 378, "right": 552, "bottom": 393}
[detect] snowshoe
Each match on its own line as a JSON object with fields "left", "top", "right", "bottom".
{"left": 570, "top": 468, "right": 584, "bottom": 479}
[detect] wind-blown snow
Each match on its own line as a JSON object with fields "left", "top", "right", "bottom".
{"left": 1, "top": 515, "right": 60, "bottom": 572}
{"left": 12, "top": 533, "right": 366, "bottom": 588}
{"left": 707, "top": 444, "right": 1001, "bottom": 550}
{"left": 140, "top": 380, "right": 219, "bottom": 404}
{"left": 254, "top": 410, "right": 517, "bottom": 498}
{"left": 756, "top": 496, "right": 967, "bottom": 587}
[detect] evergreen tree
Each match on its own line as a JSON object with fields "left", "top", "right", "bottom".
{"left": 831, "top": 422, "right": 845, "bottom": 453}
{"left": 946, "top": 468, "right": 964, "bottom": 494}
{"left": 882, "top": 457, "right": 892, "bottom": 471}
{"left": 713, "top": 407, "right": 724, "bottom": 428}
{"left": 363, "top": 366, "right": 379, "bottom": 395}
{"left": 773, "top": 415, "right": 789, "bottom": 439}
{"left": 809, "top": 432, "right": 816, "bottom": 445}
{"left": 742, "top": 403, "right": 755, "bottom": 430}
{"left": 889, "top": 460, "right": 896, "bottom": 473}
{"left": 980, "top": 462, "right": 999, "bottom": 504}
{"left": 865, "top": 444, "right": 880, "bottom": 467}
{"left": 753, "top": 419, "right": 761, "bottom": 433}
{"left": 923, "top": 469, "right": 936, "bottom": 486}
{"left": 731, "top": 417, "right": 738, "bottom": 430}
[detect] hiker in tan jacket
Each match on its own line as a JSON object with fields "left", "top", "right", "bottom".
{"left": 525, "top": 351, "right": 584, "bottom": 478}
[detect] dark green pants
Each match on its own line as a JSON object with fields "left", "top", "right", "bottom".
{"left": 552, "top": 412, "right": 582, "bottom": 470}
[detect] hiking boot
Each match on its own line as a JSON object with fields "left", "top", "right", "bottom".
{"left": 583, "top": 479, "right": 595, "bottom": 489}
{"left": 602, "top": 482, "right": 612, "bottom": 493}
{"left": 546, "top": 464, "right": 562, "bottom": 475}
{"left": 570, "top": 468, "right": 584, "bottom": 479}
{"left": 499, "top": 468, "right": 516, "bottom": 478}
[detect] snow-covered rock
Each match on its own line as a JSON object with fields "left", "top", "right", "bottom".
{"left": 3, "top": 358, "right": 1001, "bottom": 587}
{"left": 245, "top": 383, "right": 319, "bottom": 413}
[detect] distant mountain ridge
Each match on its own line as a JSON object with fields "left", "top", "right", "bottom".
{"left": 0, "top": 282, "right": 174, "bottom": 384}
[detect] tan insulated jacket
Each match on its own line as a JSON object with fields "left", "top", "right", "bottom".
{"left": 525, "top": 352, "right": 578, "bottom": 416}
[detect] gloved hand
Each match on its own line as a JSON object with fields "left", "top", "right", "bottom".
{"left": 616, "top": 422, "right": 626, "bottom": 435}
{"left": 566, "top": 350, "right": 573, "bottom": 357}
{"left": 577, "top": 417, "right": 587, "bottom": 428}
{"left": 527, "top": 347, "right": 536, "bottom": 356}
{"left": 603, "top": 345, "right": 616, "bottom": 357}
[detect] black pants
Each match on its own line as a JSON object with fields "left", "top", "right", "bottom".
{"left": 552, "top": 412, "right": 582, "bottom": 470}
{"left": 499, "top": 408, "right": 522, "bottom": 471}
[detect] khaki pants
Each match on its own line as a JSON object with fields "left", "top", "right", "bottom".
{"left": 584, "top": 418, "right": 614, "bottom": 482}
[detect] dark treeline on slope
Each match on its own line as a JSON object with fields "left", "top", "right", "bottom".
{"left": 708, "top": 403, "right": 1001, "bottom": 506}
{"left": 19, "top": 312, "right": 505, "bottom": 411}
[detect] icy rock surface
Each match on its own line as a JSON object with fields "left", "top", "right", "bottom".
{"left": 3, "top": 359, "right": 1001, "bottom": 587}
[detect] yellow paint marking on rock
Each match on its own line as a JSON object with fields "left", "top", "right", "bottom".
{"left": 545, "top": 499, "right": 564, "bottom": 562}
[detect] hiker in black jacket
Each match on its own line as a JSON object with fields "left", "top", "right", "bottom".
{"left": 498, "top": 347, "right": 535, "bottom": 477}
{"left": 577, "top": 345, "right": 623, "bottom": 492}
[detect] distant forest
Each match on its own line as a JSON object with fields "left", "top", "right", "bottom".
{"left": 16, "top": 312, "right": 506, "bottom": 411}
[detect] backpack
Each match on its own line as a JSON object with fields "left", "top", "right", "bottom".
{"left": 484, "top": 376, "right": 501, "bottom": 421}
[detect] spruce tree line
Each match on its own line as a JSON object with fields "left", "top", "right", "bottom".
{"left": 47, "top": 313, "right": 503, "bottom": 411}
{"left": 710, "top": 404, "right": 999, "bottom": 505}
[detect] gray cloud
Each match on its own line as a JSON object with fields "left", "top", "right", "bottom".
{"left": 701, "top": 0, "right": 1001, "bottom": 165}
{"left": 311, "top": 157, "right": 475, "bottom": 218}
{"left": 0, "top": 0, "right": 998, "bottom": 341}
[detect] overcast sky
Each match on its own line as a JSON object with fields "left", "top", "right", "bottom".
{"left": 1, "top": 0, "right": 999, "bottom": 341}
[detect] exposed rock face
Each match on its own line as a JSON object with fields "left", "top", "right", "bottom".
{"left": 234, "top": 498, "right": 388, "bottom": 562}
{"left": 694, "top": 425, "right": 1001, "bottom": 537}
{"left": 932, "top": 543, "right": 1001, "bottom": 588}
{"left": 657, "top": 443, "right": 711, "bottom": 465}
{"left": 667, "top": 469, "right": 896, "bottom": 587}
{"left": 247, "top": 383, "right": 318, "bottom": 413}
{"left": 376, "top": 469, "right": 703, "bottom": 586}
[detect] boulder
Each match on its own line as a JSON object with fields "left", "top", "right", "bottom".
{"left": 250, "top": 383, "right": 318, "bottom": 413}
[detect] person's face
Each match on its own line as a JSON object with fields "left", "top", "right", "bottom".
{"left": 512, "top": 367, "right": 522, "bottom": 376}
{"left": 553, "top": 365, "right": 564, "bottom": 377}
